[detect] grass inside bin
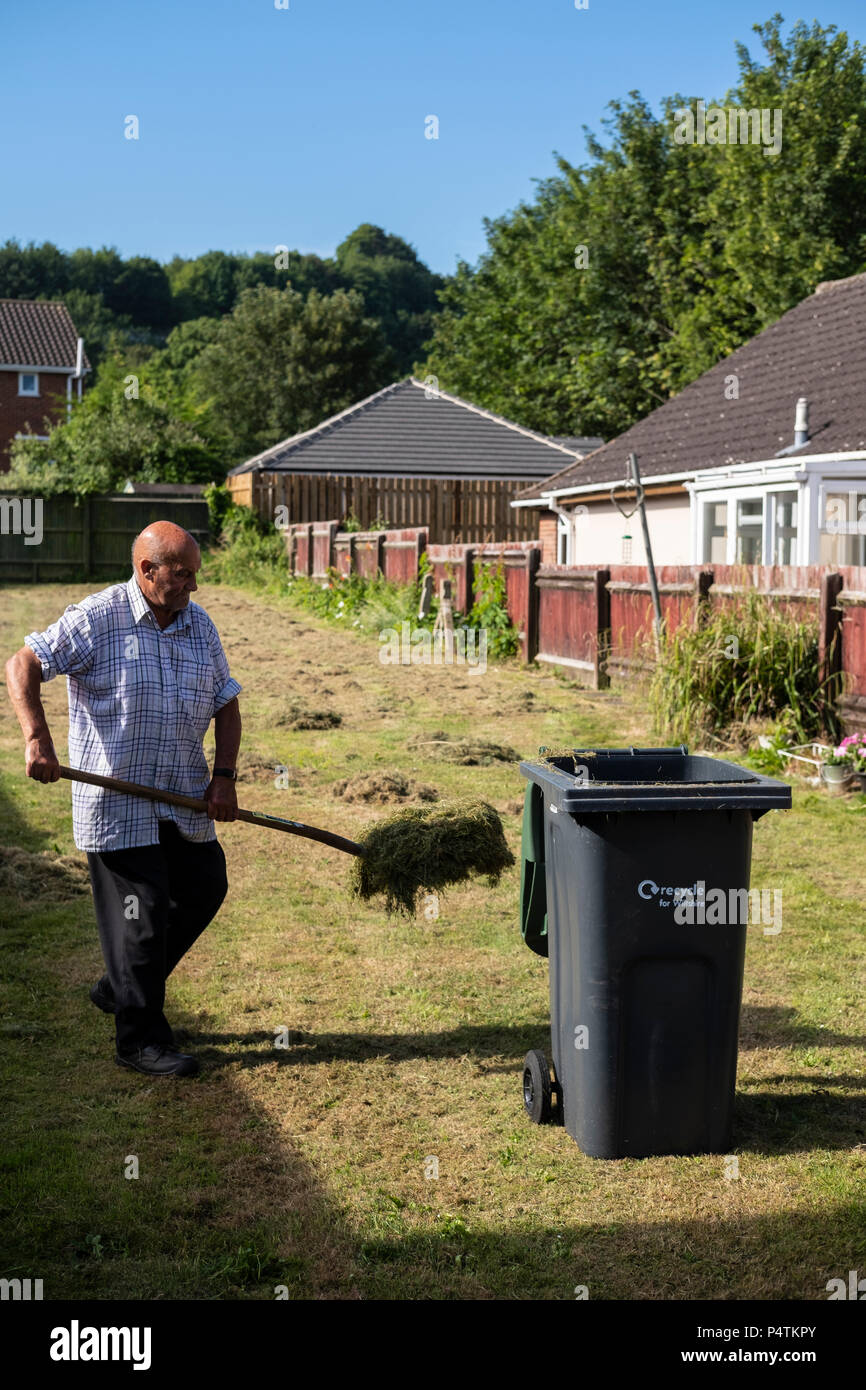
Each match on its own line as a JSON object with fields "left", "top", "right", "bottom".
{"left": 350, "top": 799, "right": 515, "bottom": 916}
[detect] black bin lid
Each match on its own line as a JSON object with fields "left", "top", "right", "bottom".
{"left": 520, "top": 746, "right": 792, "bottom": 813}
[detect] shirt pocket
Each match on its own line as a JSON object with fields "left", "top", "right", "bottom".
{"left": 175, "top": 656, "right": 215, "bottom": 734}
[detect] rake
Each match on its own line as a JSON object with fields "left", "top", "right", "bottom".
{"left": 56, "top": 764, "right": 363, "bottom": 855}
{"left": 53, "top": 764, "right": 514, "bottom": 916}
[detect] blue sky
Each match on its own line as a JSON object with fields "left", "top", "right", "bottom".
{"left": 4, "top": 1, "right": 865, "bottom": 276}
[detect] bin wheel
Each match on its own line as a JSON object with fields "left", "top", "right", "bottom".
{"left": 522, "top": 1050, "right": 553, "bottom": 1124}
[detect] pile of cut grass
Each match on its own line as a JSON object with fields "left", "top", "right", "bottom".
{"left": 276, "top": 703, "right": 342, "bottom": 731}
{"left": 331, "top": 771, "right": 438, "bottom": 805}
{"left": 350, "top": 799, "right": 515, "bottom": 916}
{"left": 410, "top": 731, "right": 520, "bottom": 766}
{"left": 0, "top": 846, "right": 90, "bottom": 900}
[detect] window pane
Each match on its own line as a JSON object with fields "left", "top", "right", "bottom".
{"left": 702, "top": 501, "right": 727, "bottom": 563}
{"left": 736, "top": 498, "right": 763, "bottom": 563}
{"left": 772, "top": 493, "right": 798, "bottom": 565}
{"left": 823, "top": 489, "right": 866, "bottom": 535}
{"left": 819, "top": 529, "right": 866, "bottom": 565}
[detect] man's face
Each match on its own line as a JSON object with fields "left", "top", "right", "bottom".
{"left": 140, "top": 550, "right": 201, "bottom": 612}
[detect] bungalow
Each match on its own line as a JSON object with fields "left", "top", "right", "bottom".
{"left": 513, "top": 272, "right": 866, "bottom": 569}
{"left": 0, "top": 300, "right": 90, "bottom": 471}
{"left": 227, "top": 377, "right": 603, "bottom": 544}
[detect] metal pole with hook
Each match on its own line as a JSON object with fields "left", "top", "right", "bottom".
{"left": 629, "top": 452, "right": 663, "bottom": 649}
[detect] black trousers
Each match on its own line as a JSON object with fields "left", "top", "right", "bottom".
{"left": 86, "top": 820, "right": 228, "bottom": 1052}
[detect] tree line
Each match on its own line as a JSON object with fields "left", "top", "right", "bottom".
{"left": 6, "top": 15, "right": 865, "bottom": 496}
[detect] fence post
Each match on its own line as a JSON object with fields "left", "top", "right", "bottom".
{"left": 416, "top": 526, "right": 428, "bottom": 580}
{"left": 463, "top": 546, "right": 477, "bottom": 614}
{"left": 524, "top": 546, "right": 541, "bottom": 663}
{"left": 81, "top": 496, "right": 91, "bottom": 578}
{"left": 696, "top": 568, "right": 714, "bottom": 624}
{"left": 595, "top": 568, "right": 611, "bottom": 689}
{"left": 819, "top": 571, "right": 844, "bottom": 736}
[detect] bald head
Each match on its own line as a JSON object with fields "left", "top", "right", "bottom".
{"left": 132, "top": 522, "right": 201, "bottom": 627}
{"left": 132, "top": 521, "right": 200, "bottom": 573}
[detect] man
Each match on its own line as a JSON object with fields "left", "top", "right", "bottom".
{"left": 5, "top": 521, "right": 242, "bottom": 1078}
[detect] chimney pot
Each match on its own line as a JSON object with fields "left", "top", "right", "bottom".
{"left": 794, "top": 396, "right": 809, "bottom": 448}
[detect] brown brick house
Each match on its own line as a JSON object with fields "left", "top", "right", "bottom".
{"left": 0, "top": 300, "right": 90, "bottom": 472}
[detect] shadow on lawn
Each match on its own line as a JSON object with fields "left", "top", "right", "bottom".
{"left": 174, "top": 1020, "right": 865, "bottom": 1157}
{"left": 740, "top": 1004, "right": 865, "bottom": 1051}
{"left": 352, "top": 1203, "right": 865, "bottom": 1301}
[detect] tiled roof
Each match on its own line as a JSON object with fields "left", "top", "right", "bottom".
{"left": 228, "top": 379, "right": 591, "bottom": 479}
{"left": 515, "top": 272, "right": 866, "bottom": 502}
{"left": 0, "top": 299, "right": 91, "bottom": 371}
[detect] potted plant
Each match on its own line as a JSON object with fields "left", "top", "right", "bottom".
{"left": 820, "top": 743, "right": 855, "bottom": 788}
{"left": 836, "top": 733, "right": 866, "bottom": 791}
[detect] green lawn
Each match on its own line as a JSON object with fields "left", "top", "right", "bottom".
{"left": 1, "top": 579, "right": 864, "bottom": 1300}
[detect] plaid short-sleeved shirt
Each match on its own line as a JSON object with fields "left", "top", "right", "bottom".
{"left": 24, "top": 575, "right": 242, "bottom": 852}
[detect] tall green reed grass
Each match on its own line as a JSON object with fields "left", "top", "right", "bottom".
{"left": 649, "top": 589, "right": 834, "bottom": 747}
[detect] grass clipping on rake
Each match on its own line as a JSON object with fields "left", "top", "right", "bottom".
{"left": 350, "top": 799, "right": 515, "bottom": 917}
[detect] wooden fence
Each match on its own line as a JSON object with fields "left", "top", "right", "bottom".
{"left": 530, "top": 561, "right": 866, "bottom": 730}
{"left": 226, "top": 471, "right": 539, "bottom": 544}
{"left": 266, "top": 512, "right": 866, "bottom": 734}
{"left": 286, "top": 522, "right": 429, "bottom": 584}
{"left": 0, "top": 493, "right": 210, "bottom": 581}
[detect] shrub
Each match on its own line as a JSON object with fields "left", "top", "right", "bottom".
{"left": 461, "top": 559, "right": 520, "bottom": 660}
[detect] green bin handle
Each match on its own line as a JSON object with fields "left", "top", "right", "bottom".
{"left": 519, "top": 782, "right": 548, "bottom": 957}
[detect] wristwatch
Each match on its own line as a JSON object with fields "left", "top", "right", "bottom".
{"left": 212, "top": 767, "right": 237, "bottom": 781}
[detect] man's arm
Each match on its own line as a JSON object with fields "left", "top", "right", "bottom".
{"left": 205, "top": 696, "right": 241, "bottom": 822}
{"left": 5, "top": 646, "right": 61, "bottom": 782}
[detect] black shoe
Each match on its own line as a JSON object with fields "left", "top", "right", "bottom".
{"left": 90, "top": 977, "right": 117, "bottom": 1014}
{"left": 92, "top": 980, "right": 177, "bottom": 1045}
{"left": 115, "top": 1045, "right": 199, "bottom": 1077}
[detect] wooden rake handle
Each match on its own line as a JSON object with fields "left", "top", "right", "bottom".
{"left": 56, "top": 764, "right": 364, "bottom": 858}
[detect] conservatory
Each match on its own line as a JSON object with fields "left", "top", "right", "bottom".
{"left": 689, "top": 452, "right": 866, "bottom": 568}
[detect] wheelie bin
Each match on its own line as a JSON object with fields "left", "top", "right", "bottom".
{"left": 518, "top": 746, "right": 791, "bottom": 1158}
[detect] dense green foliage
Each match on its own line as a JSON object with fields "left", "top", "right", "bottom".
{"left": 0, "top": 223, "right": 443, "bottom": 375}
{"left": 464, "top": 561, "right": 520, "bottom": 660}
{"left": 4, "top": 223, "right": 442, "bottom": 489}
{"left": 193, "top": 284, "right": 392, "bottom": 459}
{"left": 6, "top": 356, "right": 217, "bottom": 495}
{"left": 419, "top": 17, "right": 866, "bottom": 438}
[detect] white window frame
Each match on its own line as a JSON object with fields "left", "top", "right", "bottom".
{"left": 690, "top": 455, "right": 866, "bottom": 565}
{"left": 556, "top": 513, "right": 570, "bottom": 565}
{"left": 766, "top": 489, "right": 800, "bottom": 565}
{"left": 18, "top": 372, "right": 39, "bottom": 396}
{"left": 695, "top": 483, "right": 802, "bottom": 565}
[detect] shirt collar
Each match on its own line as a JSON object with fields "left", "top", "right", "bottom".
{"left": 127, "top": 574, "right": 191, "bottom": 632}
